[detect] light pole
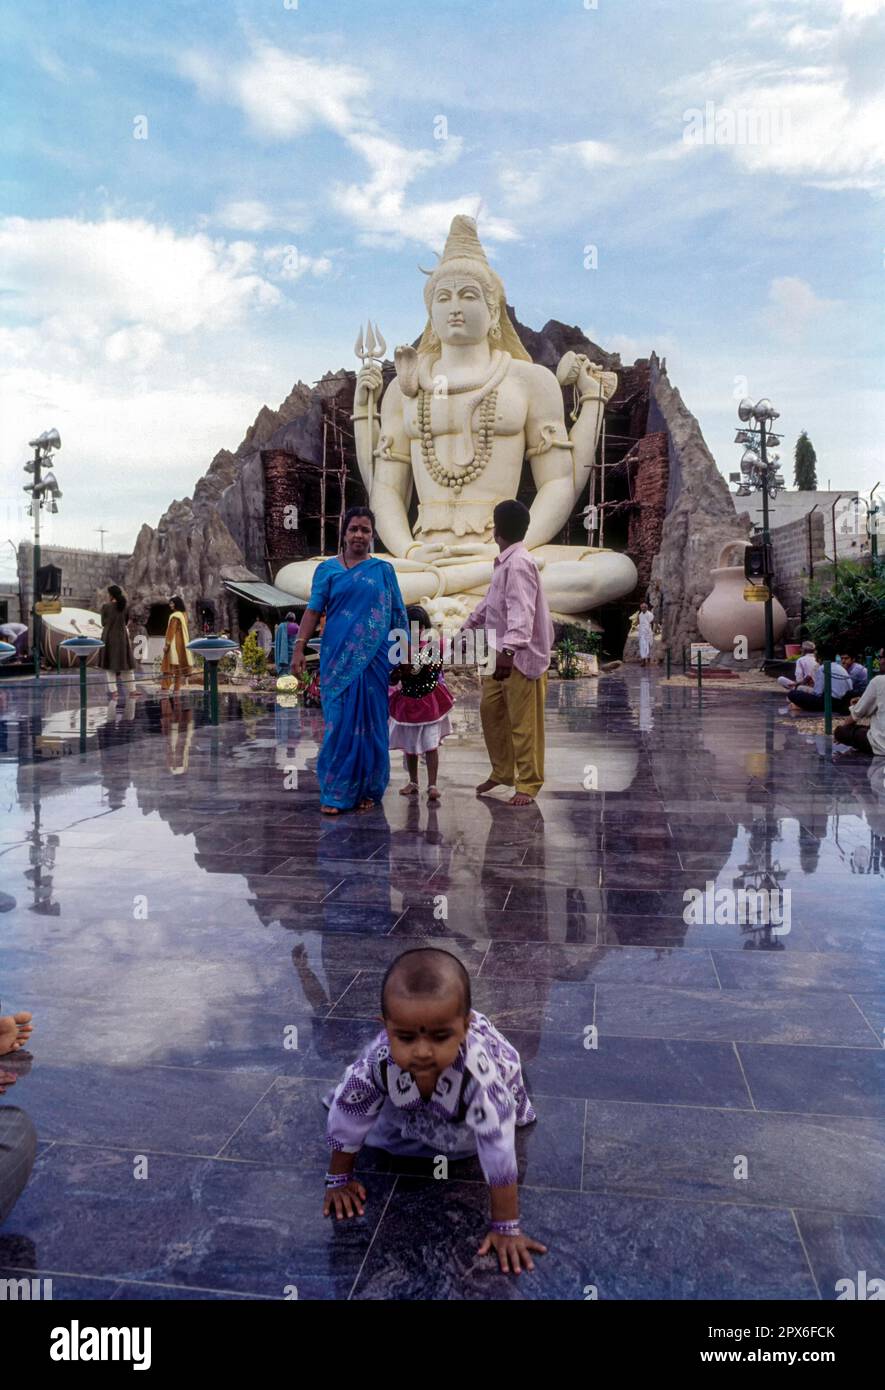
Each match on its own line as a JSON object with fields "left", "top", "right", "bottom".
{"left": 23, "top": 428, "right": 63, "bottom": 680}
{"left": 730, "top": 398, "right": 785, "bottom": 665}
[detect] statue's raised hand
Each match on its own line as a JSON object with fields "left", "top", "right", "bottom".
{"left": 575, "top": 356, "right": 617, "bottom": 403}
{"left": 355, "top": 363, "right": 383, "bottom": 408}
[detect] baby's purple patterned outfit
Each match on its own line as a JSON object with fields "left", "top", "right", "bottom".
{"left": 326, "top": 1011, "right": 536, "bottom": 1187}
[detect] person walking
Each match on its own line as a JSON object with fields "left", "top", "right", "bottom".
{"left": 291, "top": 507, "right": 407, "bottom": 815}
{"left": 160, "top": 595, "right": 194, "bottom": 694}
{"left": 98, "top": 584, "right": 136, "bottom": 701}
{"left": 460, "top": 499, "right": 554, "bottom": 808}
{"left": 637, "top": 601, "right": 655, "bottom": 668}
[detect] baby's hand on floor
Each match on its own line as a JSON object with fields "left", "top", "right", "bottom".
{"left": 477, "top": 1230, "right": 547, "bottom": 1275}
{"left": 323, "top": 1180, "right": 367, "bottom": 1220}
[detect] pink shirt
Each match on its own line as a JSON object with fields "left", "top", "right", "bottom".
{"left": 463, "top": 542, "right": 555, "bottom": 680}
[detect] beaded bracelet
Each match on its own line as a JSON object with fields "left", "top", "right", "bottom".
{"left": 489, "top": 1219, "right": 521, "bottom": 1237}
{"left": 325, "top": 1172, "right": 352, "bottom": 1189}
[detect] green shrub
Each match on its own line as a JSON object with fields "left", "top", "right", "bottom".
{"left": 805, "top": 561, "right": 885, "bottom": 653}
{"left": 240, "top": 631, "right": 267, "bottom": 678}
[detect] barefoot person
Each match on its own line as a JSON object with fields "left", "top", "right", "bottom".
{"left": 388, "top": 604, "right": 454, "bottom": 801}
{"left": 459, "top": 499, "right": 554, "bottom": 807}
{"left": 0, "top": 1012, "right": 34, "bottom": 1060}
{"left": 0, "top": 1011, "right": 36, "bottom": 1227}
{"left": 292, "top": 507, "right": 408, "bottom": 815}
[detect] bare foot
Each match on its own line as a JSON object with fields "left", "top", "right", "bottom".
{"left": 399, "top": 782, "right": 419, "bottom": 797}
{"left": 320, "top": 805, "right": 343, "bottom": 816}
{"left": 0, "top": 1069, "right": 19, "bottom": 1095}
{"left": 356, "top": 798, "right": 375, "bottom": 812}
{"left": 476, "top": 779, "right": 504, "bottom": 797}
{"left": 0, "top": 1012, "right": 33, "bottom": 1056}
{"left": 508, "top": 793, "right": 536, "bottom": 808}
{"left": 427, "top": 786, "right": 441, "bottom": 801}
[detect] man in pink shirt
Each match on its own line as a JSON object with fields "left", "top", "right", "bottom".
{"left": 460, "top": 500, "right": 555, "bottom": 806}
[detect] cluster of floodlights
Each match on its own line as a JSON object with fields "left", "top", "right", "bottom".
{"left": 730, "top": 399, "right": 786, "bottom": 500}
{"left": 23, "top": 428, "right": 63, "bottom": 514}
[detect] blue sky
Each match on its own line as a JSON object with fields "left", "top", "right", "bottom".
{"left": 2, "top": 0, "right": 883, "bottom": 578}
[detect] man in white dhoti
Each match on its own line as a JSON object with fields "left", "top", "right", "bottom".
{"left": 637, "top": 601, "right": 655, "bottom": 667}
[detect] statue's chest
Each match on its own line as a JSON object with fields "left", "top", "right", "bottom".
{"left": 403, "top": 379, "right": 526, "bottom": 443}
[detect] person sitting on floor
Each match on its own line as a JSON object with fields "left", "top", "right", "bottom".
{"left": 0, "top": 1011, "right": 36, "bottom": 1229}
{"left": 841, "top": 652, "right": 869, "bottom": 696}
{"left": 834, "top": 648, "right": 885, "bottom": 756}
{"left": 778, "top": 640, "right": 817, "bottom": 692}
{"left": 787, "top": 644, "right": 853, "bottom": 715}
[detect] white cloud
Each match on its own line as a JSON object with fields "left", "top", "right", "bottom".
{"left": 784, "top": 23, "right": 834, "bottom": 50}
{"left": 0, "top": 217, "right": 281, "bottom": 346}
{"left": 664, "top": 56, "right": 885, "bottom": 188}
{"left": 763, "top": 275, "right": 839, "bottom": 335}
{"left": 182, "top": 41, "right": 517, "bottom": 248}
{"left": 180, "top": 42, "right": 370, "bottom": 139}
{"left": 555, "top": 140, "right": 618, "bottom": 167}
{"left": 262, "top": 245, "right": 334, "bottom": 281}
{"left": 212, "top": 199, "right": 307, "bottom": 234}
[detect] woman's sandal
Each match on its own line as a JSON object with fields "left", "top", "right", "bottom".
{"left": 427, "top": 786, "right": 441, "bottom": 801}
{"left": 399, "top": 782, "right": 419, "bottom": 797}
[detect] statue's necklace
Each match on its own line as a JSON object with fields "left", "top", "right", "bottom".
{"left": 417, "top": 388, "right": 498, "bottom": 496}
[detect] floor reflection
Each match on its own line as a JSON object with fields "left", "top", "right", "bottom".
{"left": 0, "top": 671, "right": 882, "bottom": 1300}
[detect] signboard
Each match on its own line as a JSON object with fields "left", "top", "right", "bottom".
{"left": 35, "top": 600, "right": 62, "bottom": 615}
{"left": 690, "top": 643, "right": 719, "bottom": 666}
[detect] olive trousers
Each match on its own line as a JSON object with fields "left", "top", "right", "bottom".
{"left": 480, "top": 670, "right": 547, "bottom": 798}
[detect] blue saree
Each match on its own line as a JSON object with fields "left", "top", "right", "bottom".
{"left": 308, "top": 556, "right": 408, "bottom": 810}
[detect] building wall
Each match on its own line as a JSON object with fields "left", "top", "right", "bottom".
{"left": 17, "top": 543, "right": 130, "bottom": 634}
{"left": 769, "top": 511, "right": 826, "bottom": 637}
{"left": 733, "top": 490, "right": 869, "bottom": 561}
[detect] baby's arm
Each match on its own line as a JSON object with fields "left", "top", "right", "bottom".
{"left": 468, "top": 1081, "right": 548, "bottom": 1275}
{"left": 323, "top": 1045, "right": 387, "bottom": 1219}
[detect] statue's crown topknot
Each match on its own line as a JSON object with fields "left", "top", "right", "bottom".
{"left": 440, "top": 214, "right": 490, "bottom": 268}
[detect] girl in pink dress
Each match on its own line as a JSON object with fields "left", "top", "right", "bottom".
{"left": 389, "top": 605, "right": 454, "bottom": 800}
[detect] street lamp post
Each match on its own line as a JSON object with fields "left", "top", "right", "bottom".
{"left": 757, "top": 419, "right": 775, "bottom": 664}
{"left": 23, "top": 429, "right": 63, "bottom": 681}
{"left": 730, "top": 399, "right": 785, "bottom": 666}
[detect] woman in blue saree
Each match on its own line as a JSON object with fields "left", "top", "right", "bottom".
{"left": 291, "top": 507, "right": 408, "bottom": 815}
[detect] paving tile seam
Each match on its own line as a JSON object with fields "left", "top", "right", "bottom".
{"left": 213, "top": 1076, "right": 283, "bottom": 1158}
{"left": 347, "top": 1176, "right": 400, "bottom": 1301}
{"left": 0, "top": 1266, "right": 265, "bottom": 1298}
{"left": 846, "top": 994, "right": 885, "bottom": 1046}
{"left": 316, "top": 1013, "right": 884, "bottom": 1048}
{"left": 573, "top": 1185, "right": 881, "bottom": 1220}
{"left": 789, "top": 1210, "right": 823, "bottom": 1300}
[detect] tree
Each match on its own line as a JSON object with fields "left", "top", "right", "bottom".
{"left": 793, "top": 431, "right": 818, "bottom": 491}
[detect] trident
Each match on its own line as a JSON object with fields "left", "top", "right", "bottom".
{"left": 354, "top": 321, "right": 386, "bottom": 493}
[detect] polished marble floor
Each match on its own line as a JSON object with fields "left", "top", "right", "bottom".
{"left": 0, "top": 671, "right": 882, "bottom": 1300}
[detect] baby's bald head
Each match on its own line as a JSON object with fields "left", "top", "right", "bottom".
{"left": 381, "top": 948, "right": 471, "bottom": 1020}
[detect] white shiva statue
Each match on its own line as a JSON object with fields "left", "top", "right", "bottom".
{"left": 276, "top": 215, "right": 637, "bottom": 621}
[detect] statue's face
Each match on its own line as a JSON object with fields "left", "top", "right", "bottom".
{"left": 430, "top": 276, "right": 492, "bottom": 347}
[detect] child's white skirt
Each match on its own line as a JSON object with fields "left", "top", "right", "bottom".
{"left": 389, "top": 713, "right": 452, "bottom": 755}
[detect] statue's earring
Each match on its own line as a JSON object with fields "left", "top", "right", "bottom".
{"left": 490, "top": 317, "right": 502, "bottom": 341}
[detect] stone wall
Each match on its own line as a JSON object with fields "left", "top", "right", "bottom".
{"left": 770, "top": 511, "right": 826, "bottom": 636}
